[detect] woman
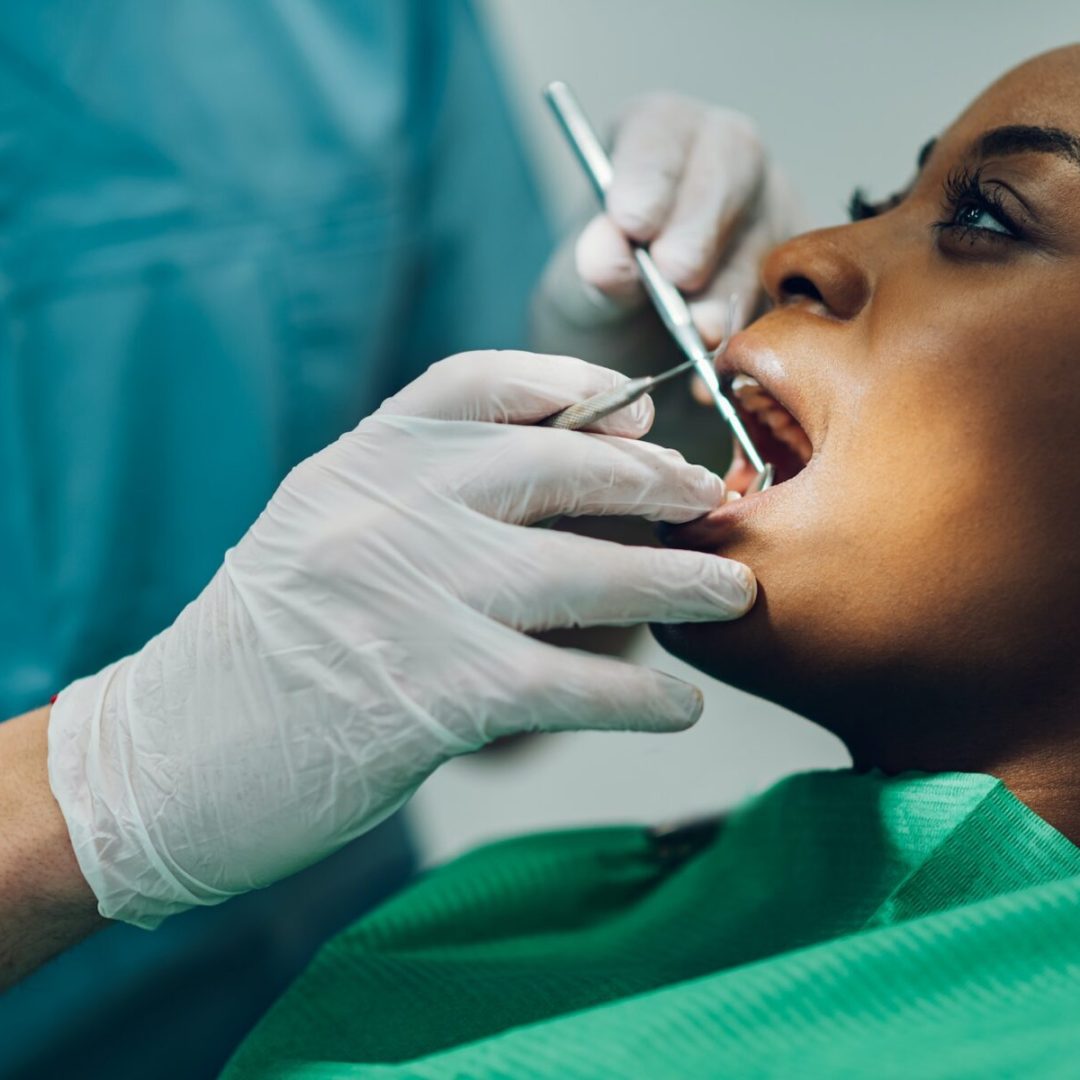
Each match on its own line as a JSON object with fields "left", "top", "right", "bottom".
{"left": 223, "top": 45, "right": 1080, "bottom": 1077}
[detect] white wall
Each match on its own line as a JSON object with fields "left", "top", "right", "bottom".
{"left": 407, "top": 1, "right": 1078, "bottom": 866}
{"left": 481, "top": 0, "right": 1078, "bottom": 232}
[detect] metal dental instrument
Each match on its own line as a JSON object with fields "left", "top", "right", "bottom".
{"left": 542, "top": 357, "right": 698, "bottom": 430}
{"left": 541, "top": 80, "right": 774, "bottom": 495}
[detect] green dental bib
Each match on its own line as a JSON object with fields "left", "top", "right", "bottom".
{"left": 224, "top": 770, "right": 1080, "bottom": 1078}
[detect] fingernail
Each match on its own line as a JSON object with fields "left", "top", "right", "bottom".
{"left": 689, "top": 298, "right": 728, "bottom": 346}
{"left": 664, "top": 679, "right": 704, "bottom": 726}
{"left": 580, "top": 279, "right": 643, "bottom": 318}
{"left": 652, "top": 245, "right": 706, "bottom": 291}
{"left": 732, "top": 562, "right": 756, "bottom": 594}
{"left": 704, "top": 561, "right": 757, "bottom": 614}
{"left": 627, "top": 393, "right": 655, "bottom": 431}
{"left": 684, "top": 685, "right": 705, "bottom": 724}
{"left": 608, "top": 199, "right": 661, "bottom": 241}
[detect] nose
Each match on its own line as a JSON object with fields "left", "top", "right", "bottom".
{"left": 760, "top": 227, "right": 871, "bottom": 321}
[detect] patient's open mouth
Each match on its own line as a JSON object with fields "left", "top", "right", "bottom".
{"left": 658, "top": 349, "right": 817, "bottom": 549}
{"left": 722, "top": 373, "right": 814, "bottom": 499}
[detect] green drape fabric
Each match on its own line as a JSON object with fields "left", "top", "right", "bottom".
{"left": 224, "top": 770, "right": 1080, "bottom": 1078}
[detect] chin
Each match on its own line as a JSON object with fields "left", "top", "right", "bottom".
{"left": 653, "top": 610, "right": 868, "bottom": 738}
{"left": 653, "top": 588, "right": 796, "bottom": 706}
{"left": 651, "top": 520, "right": 875, "bottom": 728}
{"left": 653, "top": 486, "right": 824, "bottom": 717}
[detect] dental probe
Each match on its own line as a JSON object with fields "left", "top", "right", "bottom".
{"left": 542, "top": 357, "right": 698, "bottom": 430}
{"left": 542, "top": 80, "right": 774, "bottom": 494}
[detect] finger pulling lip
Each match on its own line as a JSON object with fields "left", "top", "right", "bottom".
{"left": 658, "top": 496, "right": 754, "bottom": 551}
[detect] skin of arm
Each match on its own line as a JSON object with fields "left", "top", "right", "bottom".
{"left": 0, "top": 706, "right": 103, "bottom": 987}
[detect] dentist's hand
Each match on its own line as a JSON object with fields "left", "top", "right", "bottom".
{"left": 48, "top": 351, "right": 755, "bottom": 929}
{"left": 539, "top": 94, "right": 799, "bottom": 350}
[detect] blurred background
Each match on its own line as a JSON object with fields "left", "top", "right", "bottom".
{"left": 408, "top": 0, "right": 1079, "bottom": 865}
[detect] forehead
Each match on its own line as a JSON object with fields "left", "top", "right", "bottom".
{"left": 946, "top": 46, "right": 1080, "bottom": 144}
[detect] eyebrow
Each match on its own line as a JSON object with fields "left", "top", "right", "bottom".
{"left": 973, "top": 125, "right": 1080, "bottom": 170}
{"left": 850, "top": 126, "right": 1080, "bottom": 221}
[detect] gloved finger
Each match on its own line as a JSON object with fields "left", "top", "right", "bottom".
{"left": 491, "top": 636, "right": 706, "bottom": 738}
{"left": 463, "top": 427, "right": 726, "bottom": 524}
{"left": 478, "top": 526, "right": 755, "bottom": 631}
{"left": 687, "top": 166, "right": 805, "bottom": 354}
{"left": 606, "top": 94, "right": 702, "bottom": 241}
{"left": 574, "top": 213, "right": 643, "bottom": 304}
{"left": 377, "top": 349, "right": 654, "bottom": 436}
{"left": 687, "top": 210, "right": 777, "bottom": 370}
{"left": 650, "top": 109, "right": 765, "bottom": 292}
{"left": 690, "top": 373, "right": 712, "bottom": 406}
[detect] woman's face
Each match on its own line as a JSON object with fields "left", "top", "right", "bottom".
{"left": 659, "top": 46, "right": 1080, "bottom": 746}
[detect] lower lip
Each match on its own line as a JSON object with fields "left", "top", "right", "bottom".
{"left": 662, "top": 486, "right": 767, "bottom": 550}
{"left": 709, "top": 489, "right": 767, "bottom": 523}
{"left": 679, "top": 453, "right": 812, "bottom": 544}
{"left": 687, "top": 393, "right": 816, "bottom": 540}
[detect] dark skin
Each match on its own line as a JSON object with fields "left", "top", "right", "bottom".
{"left": 659, "top": 45, "right": 1080, "bottom": 843}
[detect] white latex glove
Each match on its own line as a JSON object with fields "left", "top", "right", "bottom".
{"left": 48, "top": 350, "right": 755, "bottom": 929}
{"left": 543, "top": 93, "right": 799, "bottom": 347}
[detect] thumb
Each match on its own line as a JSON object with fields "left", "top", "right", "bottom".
{"left": 574, "top": 213, "right": 645, "bottom": 307}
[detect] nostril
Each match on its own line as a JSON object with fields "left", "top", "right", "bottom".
{"left": 779, "top": 275, "right": 824, "bottom": 304}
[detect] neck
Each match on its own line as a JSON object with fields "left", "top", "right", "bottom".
{"left": 834, "top": 691, "right": 1080, "bottom": 845}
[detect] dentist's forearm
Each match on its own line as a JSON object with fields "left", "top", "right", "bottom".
{"left": 0, "top": 706, "right": 103, "bottom": 988}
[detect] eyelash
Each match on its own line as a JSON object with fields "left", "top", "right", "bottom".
{"left": 932, "top": 166, "right": 1022, "bottom": 243}
{"left": 847, "top": 189, "right": 894, "bottom": 222}
{"left": 848, "top": 168, "right": 1024, "bottom": 246}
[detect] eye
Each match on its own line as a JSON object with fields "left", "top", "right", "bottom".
{"left": 933, "top": 165, "right": 1024, "bottom": 246}
{"left": 952, "top": 201, "right": 1011, "bottom": 235}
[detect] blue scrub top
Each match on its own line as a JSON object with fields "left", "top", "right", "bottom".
{"left": 0, "top": 1, "right": 551, "bottom": 1076}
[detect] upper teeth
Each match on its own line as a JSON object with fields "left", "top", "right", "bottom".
{"left": 731, "top": 372, "right": 813, "bottom": 465}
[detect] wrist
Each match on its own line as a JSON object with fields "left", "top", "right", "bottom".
{"left": 0, "top": 705, "right": 103, "bottom": 985}
{"left": 48, "top": 655, "right": 195, "bottom": 929}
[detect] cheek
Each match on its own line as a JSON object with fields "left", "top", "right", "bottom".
{"left": 784, "top": 367, "right": 1043, "bottom": 669}
{"left": 662, "top": 345, "right": 1080, "bottom": 716}
{"left": 664, "top": 230, "right": 1080, "bottom": 717}
{"left": 857, "top": 301, "right": 1080, "bottom": 646}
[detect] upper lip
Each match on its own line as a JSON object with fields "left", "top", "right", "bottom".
{"left": 715, "top": 329, "right": 822, "bottom": 451}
